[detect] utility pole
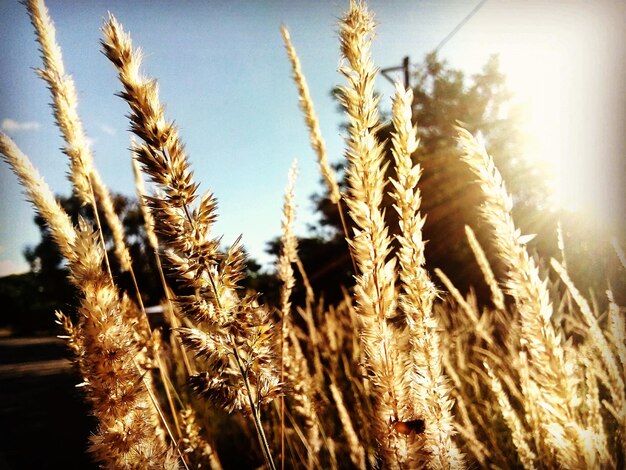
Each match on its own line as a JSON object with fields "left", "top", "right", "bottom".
{"left": 381, "top": 55, "right": 411, "bottom": 89}
{"left": 381, "top": 0, "right": 488, "bottom": 90}
{"left": 402, "top": 56, "right": 410, "bottom": 90}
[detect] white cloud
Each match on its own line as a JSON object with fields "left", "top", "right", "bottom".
{"left": 0, "top": 259, "right": 29, "bottom": 277}
{"left": 100, "top": 124, "right": 116, "bottom": 136}
{"left": 1, "top": 118, "right": 40, "bottom": 133}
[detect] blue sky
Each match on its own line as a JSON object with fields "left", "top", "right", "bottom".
{"left": 1, "top": 0, "right": 624, "bottom": 275}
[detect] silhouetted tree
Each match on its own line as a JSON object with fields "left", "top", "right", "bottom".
{"left": 4, "top": 191, "right": 272, "bottom": 334}
{"left": 294, "top": 53, "right": 556, "bottom": 304}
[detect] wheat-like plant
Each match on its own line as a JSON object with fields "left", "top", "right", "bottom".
{"left": 337, "top": 2, "right": 420, "bottom": 467}
{"left": 389, "top": 84, "right": 462, "bottom": 469}
{"left": 26, "top": 0, "right": 133, "bottom": 275}
{"left": 3, "top": 1, "right": 624, "bottom": 469}
{"left": 0, "top": 132, "right": 180, "bottom": 467}
{"left": 101, "top": 14, "right": 282, "bottom": 470}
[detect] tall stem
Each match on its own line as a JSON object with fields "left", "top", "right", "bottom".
{"left": 171, "top": 172, "right": 276, "bottom": 469}
{"left": 87, "top": 180, "right": 112, "bottom": 279}
{"left": 233, "top": 344, "right": 277, "bottom": 470}
{"left": 336, "top": 197, "right": 358, "bottom": 275}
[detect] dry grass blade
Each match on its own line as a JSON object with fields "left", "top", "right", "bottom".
{"left": 484, "top": 362, "right": 537, "bottom": 470}
{"left": 551, "top": 259, "right": 626, "bottom": 455}
{"left": 612, "top": 238, "right": 626, "bottom": 270}
{"left": 101, "top": 14, "right": 280, "bottom": 470}
{"left": 277, "top": 160, "right": 299, "bottom": 470}
{"left": 0, "top": 132, "right": 76, "bottom": 262}
{"left": 457, "top": 127, "right": 589, "bottom": 467}
{"left": 338, "top": 2, "right": 414, "bottom": 466}
{"left": 281, "top": 27, "right": 340, "bottom": 205}
{"left": 389, "top": 83, "right": 463, "bottom": 468}
{"left": 132, "top": 149, "right": 159, "bottom": 252}
{"left": 329, "top": 380, "right": 366, "bottom": 469}
{"left": 25, "top": 0, "right": 133, "bottom": 274}
{"left": 464, "top": 225, "right": 505, "bottom": 311}
{"left": 281, "top": 24, "right": 356, "bottom": 274}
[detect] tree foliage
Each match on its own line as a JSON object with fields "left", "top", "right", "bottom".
{"left": 0, "top": 193, "right": 158, "bottom": 334}
{"left": 3, "top": 191, "right": 274, "bottom": 335}
{"left": 302, "top": 53, "right": 555, "bottom": 302}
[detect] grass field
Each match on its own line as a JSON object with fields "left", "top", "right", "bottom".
{"left": 1, "top": 1, "right": 624, "bottom": 468}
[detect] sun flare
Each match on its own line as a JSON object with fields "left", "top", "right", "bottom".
{"left": 497, "top": 3, "right": 623, "bottom": 227}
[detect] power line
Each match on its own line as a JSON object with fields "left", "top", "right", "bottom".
{"left": 380, "top": 0, "right": 488, "bottom": 88}
{"left": 434, "top": 0, "right": 489, "bottom": 53}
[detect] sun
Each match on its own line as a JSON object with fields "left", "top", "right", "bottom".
{"left": 496, "top": 5, "right": 623, "bottom": 229}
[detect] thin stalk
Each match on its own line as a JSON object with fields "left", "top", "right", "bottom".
{"left": 174, "top": 180, "right": 276, "bottom": 470}
{"left": 201, "top": 257, "right": 276, "bottom": 469}
{"left": 293, "top": 256, "right": 325, "bottom": 386}
{"left": 93, "top": 173, "right": 185, "bottom": 445}
{"left": 156, "top": 350, "right": 183, "bottom": 441}
{"left": 139, "top": 360, "right": 191, "bottom": 470}
{"left": 282, "top": 404, "right": 323, "bottom": 470}
{"left": 280, "top": 313, "right": 286, "bottom": 470}
{"left": 88, "top": 181, "right": 112, "bottom": 279}
{"left": 336, "top": 197, "right": 357, "bottom": 275}
{"left": 275, "top": 401, "right": 321, "bottom": 470}
{"left": 92, "top": 173, "right": 186, "bottom": 450}
{"left": 233, "top": 344, "right": 277, "bottom": 470}
{"left": 128, "top": 265, "right": 146, "bottom": 313}
{"left": 294, "top": 256, "right": 314, "bottom": 307}
{"left": 154, "top": 249, "right": 195, "bottom": 377}
{"left": 125, "top": 248, "right": 184, "bottom": 443}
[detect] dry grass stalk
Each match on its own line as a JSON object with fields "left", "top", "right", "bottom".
{"left": 0, "top": 132, "right": 76, "bottom": 262}
{"left": 581, "top": 355, "right": 613, "bottom": 467}
{"left": 25, "top": 0, "right": 133, "bottom": 274}
{"left": 132, "top": 151, "right": 159, "bottom": 252}
{"left": 281, "top": 24, "right": 356, "bottom": 275}
{"left": 329, "top": 380, "right": 366, "bottom": 469}
{"left": 132, "top": 148, "right": 194, "bottom": 376}
{"left": 389, "top": 83, "right": 463, "bottom": 469}
{"left": 101, "top": 15, "right": 280, "bottom": 469}
{"left": 295, "top": 303, "right": 325, "bottom": 389}
{"left": 484, "top": 363, "right": 537, "bottom": 470}
{"left": 451, "top": 424, "right": 488, "bottom": 467}
{"left": 607, "top": 291, "right": 626, "bottom": 377}
{"left": 277, "top": 160, "right": 299, "bottom": 467}
{"left": 278, "top": 161, "right": 299, "bottom": 332}
{"left": 515, "top": 350, "right": 550, "bottom": 462}
{"left": 338, "top": 2, "right": 413, "bottom": 466}
{"left": 180, "top": 407, "right": 223, "bottom": 470}
{"left": 24, "top": 0, "right": 92, "bottom": 205}
{"left": 612, "top": 238, "right": 626, "bottom": 270}
{"left": 0, "top": 132, "right": 180, "bottom": 467}
{"left": 434, "top": 268, "right": 479, "bottom": 327}
{"left": 551, "top": 259, "right": 626, "bottom": 456}
{"left": 286, "top": 329, "right": 322, "bottom": 469}
{"left": 457, "top": 127, "right": 587, "bottom": 467}
{"left": 69, "top": 219, "right": 181, "bottom": 468}
{"left": 464, "top": 225, "right": 505, "bottom": 311}
{"left": 556, "top": 222, "right": 568, "bottom": 269}
{"left": 281, "top": 27, "right": 340, "bottom": 205}
{"left": 552, "top": 260, "right": 624, "bottom": 399}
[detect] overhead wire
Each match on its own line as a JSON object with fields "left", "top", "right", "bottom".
{"left": 381, "top": 0, "right": 489, "bottom": 86}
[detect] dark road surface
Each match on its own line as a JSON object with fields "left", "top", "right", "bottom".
{"left": 0, "top": 336, "right": 97, "bottom": 469}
